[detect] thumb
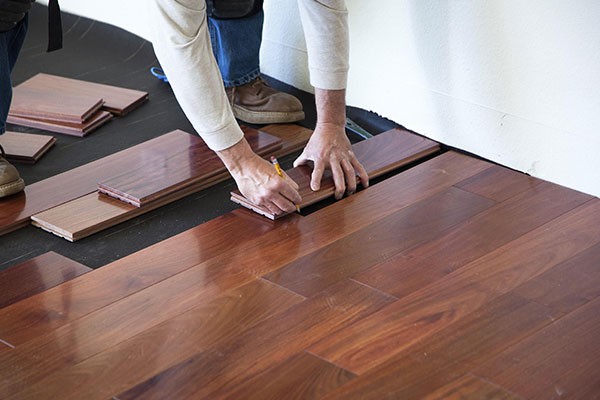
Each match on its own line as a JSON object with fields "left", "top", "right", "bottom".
{"left": 293, "top": 151, "right": 309, "bottom": 168}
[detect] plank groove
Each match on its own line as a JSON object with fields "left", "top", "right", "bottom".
{"left": 231, "top": 128, "right": 440, "bottom": 219}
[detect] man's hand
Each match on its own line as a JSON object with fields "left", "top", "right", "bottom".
{"left": 218, "top": 138, "right": 301, "bottom": 216}
{"left": 294, "top": 88, "right": 369, "bottom": 200}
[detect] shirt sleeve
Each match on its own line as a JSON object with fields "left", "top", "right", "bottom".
{"left": 297, "top": 0, "right": 349, "bottom": 90}
{"left": 148, "top": 0, "right": 244, "bottom": 151}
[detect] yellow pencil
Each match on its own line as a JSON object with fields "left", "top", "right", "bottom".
{"left": 270, "top": 156, "right": 300, "bottom": 213}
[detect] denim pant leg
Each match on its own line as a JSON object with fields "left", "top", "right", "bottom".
{"left": 208, "top": 10, "right": 264, "bottom": 88}
{"left": 0, "top": 15, "right": 29, "bottom": 135}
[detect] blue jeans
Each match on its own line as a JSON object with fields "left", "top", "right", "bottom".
{"left": 0, "top": 15, "right": 28, "bottom": 135}
{"left": 208, "top": 10, "right": 263, "bottom": 88}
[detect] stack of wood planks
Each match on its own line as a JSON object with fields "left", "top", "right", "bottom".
{"left": 7, "top": 73, "right": 148, "bottom": 136}
{"left": 1, "top": 149, "right": 598, "bottom": 399}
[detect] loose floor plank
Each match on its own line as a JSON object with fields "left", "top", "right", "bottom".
{"left": 9, "top": 84, "right": 103, "bottom": 123}
{"left": 11, "top": 73, "right": 148, "bottom": 117}
{"left": 231, "top": 128, "right": 440, "bottom": 219}
{"left": 98, "top": 126, "right": 282, "bottom": 207}
{"left": 264, "top": 187, "right": 495, "bottom": 297}
{"left": 7, "top": 110, "right": 113, "bottom": 137}
{"left": 0, "top": 131, "right": 56, "bottom": 163}
{"left": 308, "top": 200, "right": 600, "bottom": 375}
{"left": 0, "top": 126, "right": 271, "bottom": 236}
{"left": 475, "top": 296, "right": 600, "bottom": 400}
{"left": 0, "top": 252, "right": 90, "bottom": 310}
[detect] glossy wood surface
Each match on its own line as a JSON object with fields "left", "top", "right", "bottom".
{"left": 7, "top": 110, "right": 113, "bottom": 136}
{"left": 11, "top": 73, "right": 148, "bottom": 117}
{"left": 9, "top": 84, "right": 104, "bottom": 123}
{"left": 0, "top": 130, "right": 211, "bottom": 235}
{"left": 0, "top": 252, "right": 90, "bottom": 310}
{"left": 231, "top": 128, "right": 440, "bottom": 218}
{"left": 0, "top": 131, "right": 56, "bottom": 163}
{"left": 98, "top": 126, "right": 282, "bottom": 207}
{"left": 2, "top": 151, "right": 598, "bottom": 399}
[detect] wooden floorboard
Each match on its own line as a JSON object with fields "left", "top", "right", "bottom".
{"left": 2, "top": 149, "right": 598, "bottom": 398}
{"left": 7, "top": 110, "right": 113, "bottom": 137}
{"left": 0, "top": 252, "right": 91, "bottom": 311}
{"left": 231, "top": 128, "right": 440, "bottom": 218}
{"left": 0, "top": 131, "right": 56, "bottom": 163}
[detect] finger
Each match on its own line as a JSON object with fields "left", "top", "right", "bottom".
{"left": 263, "top": 200, "right": 283, "bottom": 216}
{"left": 293, "top": 151, "right": 309, "bottom": 168}
{"left": 310, "top": 161, "right": 326, "bottom": 192}
{"left": 271, "top": 194, "right": 297, "bottom": 214}
{"left": 350, "top": 155, "right": 369, "bottom": 188}
{"left": 279, "top": 179, "right": 302, "bottom": 204}
{"left": 282, "top": 171, "right": 300, "bottom": 191}
{"left": 341, "top": 158, "right": 357, "bottom": 195}
{"left": 330, "top": 160, "right": 346, "bottom": 200}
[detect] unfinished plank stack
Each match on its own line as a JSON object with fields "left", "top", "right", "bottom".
{"left": 231, "top": 128, "right": 440, "bottom": 219}
{"left": 2, "top": 150, "right": 598, "bottom": 399}
{"left": 0, "top": 131, "right": 56, "bottom": 163}
{"left": 7, "top": 73, "right": 149, "bottom": 136}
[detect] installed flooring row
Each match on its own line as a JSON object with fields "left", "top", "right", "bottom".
{"left": 0, "top": 150, "right": 598, "bottom": 399}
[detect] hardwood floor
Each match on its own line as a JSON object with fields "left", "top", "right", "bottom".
{"left": 1, "top": 147, "right": 598, "bottom": 399}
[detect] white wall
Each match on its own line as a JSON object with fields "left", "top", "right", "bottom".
{"left": 40, "top": 0, "right": 600, "bottom": 197}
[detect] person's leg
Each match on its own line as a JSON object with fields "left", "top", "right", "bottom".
{"left": 207, "top": 10, "right": 304, "bottom": 124}
{"left": 0, "top": 15, "right": 28, "bottom": 198}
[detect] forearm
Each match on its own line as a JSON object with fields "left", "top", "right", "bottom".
{"left": 148, "top": 0, "right": 243, "bottom": 151}
{"left": 315, "top": 88, "right": 346, "bottom": 128}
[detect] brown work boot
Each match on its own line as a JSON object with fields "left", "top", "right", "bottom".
{"left": 226, "top": 77, "right": 305, "bottom": 124}
{"left": 0, "top": 144, "right": 25, "bottom": 198}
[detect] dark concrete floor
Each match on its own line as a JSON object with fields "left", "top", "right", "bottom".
{"left": 0, "top": 5, "right": 404, "bottom": 271}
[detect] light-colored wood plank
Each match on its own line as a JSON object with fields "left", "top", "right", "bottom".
{"left": 0, "top": 131, "right": 56, "bottom": 163}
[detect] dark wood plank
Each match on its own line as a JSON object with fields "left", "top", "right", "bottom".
{"left": 0, "top": 252, "right": 91, "bottom": 310}
{"left": 231, "top": 128, "right": 440, "bottom": 219}
{"left": 308, "top": 200, "right": 600, "bottom": 375}
{"left": 260, "top": 123, "right": 314, "bottom": 157}
{"left": 9, "top": 81, "right": 104, "bottom": 123}
{"left": 0, "top": 129, "right": 215, "bottom": 235}
{"left": 475, "top": 296, "right": 600, "bottom": 400}
{"left": 120, "top": 351, "right": 355, "bottom": 400}
{"left": 0, "top": 276, "right": 303, "bottom": 398}
{"left": 98, "top": 126, "right": 282, "bottom": 207}
{"left": 455, "top": 164, "right": 542, "bottom": 202}
{"left": 511, "top": 242, "right": 600, "bottom": 315}
{"left": 56, "top": 281, "right": 392, "bottom": 400}
{"left": 319, "top": 293, "right": 554, "bottom": 399}
{"left": 0, "top": 152, "right": 489, "bottom": 348}
{"left": 422, "top": 374, "right": 523, "bottom": 400}
{"left": 21, "top": 73, "right": 149, "bottom": 116}
{"left": 0, "top": 131, "right": 56, "bottom": 163}
{"left": 264, "top": 187, "right": 495, "bottom": 297}
{"left": 7, "top": 110, "right": 113, "bottom": 137}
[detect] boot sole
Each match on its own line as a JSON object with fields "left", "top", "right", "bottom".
{"left": 0, "top": 178, "right": 25, "bottom": 198}
{"left": 233, "top": 106, "right": 305, "bottom": 125}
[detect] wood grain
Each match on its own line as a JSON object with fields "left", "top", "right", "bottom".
{"left": 11, "top": 73, "right": 148, "bottom": 117}
{"left": 422, "top": 374, "right": 523, "bottom": 400}
{"left": 98, "top": 126, "right": 282, "bottom": 207}
{"left": 308, "top": 200, "right": 600, "bottom": 375}
{"left": 0, "top": 129, "right": 223, "bottom": 235}
{"left": 475, "top": 296, "right": 600, "bottom": 400}
{"left": 7, "top": 110, "right": 113, "bottom": 137}
{"left": 9, "top": 84, "right": 104, "bottom": 123}
{"left": 0, "top": 131, "right": 56, "bottom": 163}
{"left": 0, "top": 252, "right": 90, "bottom": 310}
{"left": 455, "top": 164, "right": 542, "bottom": 202}
{"left": 260, "top": 123, "right": 314, "bottom": 157}
{"left": 231, "top": 128, "right": 440, "bottom": 219}
{"left": 264, "top": 187, "right": 495, "bottom": 297}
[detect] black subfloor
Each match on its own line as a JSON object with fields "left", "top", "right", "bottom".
{"left": 0, "top": 5, "right": 403, "bottom": 271}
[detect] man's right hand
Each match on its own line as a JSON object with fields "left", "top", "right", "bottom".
{"left": 217, "top": 138, "right": 301, "bottom": 216}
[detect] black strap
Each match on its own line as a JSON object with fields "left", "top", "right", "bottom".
{"left": 47, "top": 0, "right": 62, "bottom": 52}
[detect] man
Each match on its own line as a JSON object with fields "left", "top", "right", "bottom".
{"left": 0, "top": 0, "right": 33, "bottom": 198}
{"left": 150, "top": 0, "right": 368, "bottom": 216}
{"left": 207, "top": 1, "right": 305, "bottom": 124}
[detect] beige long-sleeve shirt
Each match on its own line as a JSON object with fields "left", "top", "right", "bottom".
{"left": 149, "top": 0, "right": 349, "bottom": 151}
